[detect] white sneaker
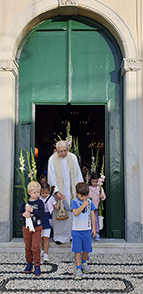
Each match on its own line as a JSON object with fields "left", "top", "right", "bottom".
{"left": 43, "top": 253, "right": 49, "bottom": 262}
{"left": 41, "top": 250, "right": 44, "bottom": 257}
{"left": 81, "top": 262, "right": 90, "bottom": 273}
{"left": 75, "top": 268, "right": 83, "bottom": 279}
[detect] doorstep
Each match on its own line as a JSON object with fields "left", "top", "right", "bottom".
{"left": 0, "top": 238, "right": 143, "bottom": 254}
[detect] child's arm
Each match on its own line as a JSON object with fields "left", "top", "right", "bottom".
{"left": 23, "top": 211, "right": 31, "bottom": 218}
{"left": 100, "top": 187, "right": 106, "bottom": 201}
{"left": 90, "top": 210, "right": 96, "bottom": 237}
{"left": 53, "top": 199, "right": 61, "bottom": 210}
{"left": 32, "top": 200, "right": 45, "bottom": 218}
{"left": 25, "top": 205, "right": 33, "bottom": 213}
{"left": 72, "top": 200, "right": 89, "bottom": 216}
{"left": 18, "top": 201, "right": 31, "bottom": 219}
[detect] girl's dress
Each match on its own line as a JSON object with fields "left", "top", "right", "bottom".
{"left": 40, "top": 195, "right": 57, "bottom": 230}
{"left": 88, "top": 185, "right": 106, "bottom": 232}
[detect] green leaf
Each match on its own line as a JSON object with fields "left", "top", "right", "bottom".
{"left": 15, "top": 185, "right": 23, "bottom": 188}
{"left": 98, "top": 198, "right": 103, "bottom": 216}
{"left": 57, "top": 135, "right": 62, "bottom": 141}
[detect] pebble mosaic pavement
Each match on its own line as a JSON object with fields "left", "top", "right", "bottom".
{"left": 0, "top": 252, "right": 143, "bottom": 294}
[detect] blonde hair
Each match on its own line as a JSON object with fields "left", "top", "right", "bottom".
{"left": 27, "top": 181, "right": 41, "bottom": 193}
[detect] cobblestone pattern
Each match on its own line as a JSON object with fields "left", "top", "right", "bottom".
{"left": 0, "top": 253, "right": 143, "bottom": 293}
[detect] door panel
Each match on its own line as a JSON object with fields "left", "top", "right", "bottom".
{"left": 71, "top": 30, "right": 114, "bottom": 102}
{"left": 19, "top": 31, "right": 67, "bottom": 111}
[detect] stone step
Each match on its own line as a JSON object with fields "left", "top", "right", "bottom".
{"left": 0, "top": 238, "right": 143, "bottom": 253}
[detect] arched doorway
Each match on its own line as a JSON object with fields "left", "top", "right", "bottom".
{"left": 14, "top": 16, "right": 123, "bottom": 239}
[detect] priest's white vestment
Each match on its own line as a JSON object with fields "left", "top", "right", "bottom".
{"left": 48, "top": 152, "right": 83, "bottom": 243}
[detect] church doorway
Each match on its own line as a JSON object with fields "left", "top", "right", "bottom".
{"left": 14, "top": 15, "right": 124, "bottom": 239}
{"left": 35, "top": 104, "right": 106, "bottom": 237}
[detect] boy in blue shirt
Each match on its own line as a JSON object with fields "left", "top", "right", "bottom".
{"left": 71, "top": 182, "right": 96, "bottom": 279}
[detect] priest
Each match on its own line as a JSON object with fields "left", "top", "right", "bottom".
{"left": 48, "top": 140, "right": 83, "bottom": 244}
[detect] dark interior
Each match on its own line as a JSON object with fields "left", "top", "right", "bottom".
{"left": 35, "top": 104, "right": 106, "bottom": 237}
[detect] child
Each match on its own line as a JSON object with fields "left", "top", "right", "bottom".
{"left": 71, "top": 182, "right": 96, "bottom": 279}
{"left": 39, "top": 173, "right": 47, "bottom": 184}
{"left": 18, "top": 181, "right": 44, "bottom": 276}
{"left": 40, "top": 182, "right": 61, "bottom": 262}
{"left": 89, "top": 172, "right": 106, "bottom": 241}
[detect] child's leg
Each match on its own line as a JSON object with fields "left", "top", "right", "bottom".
{"left": 82, "top": 252, "right": 88, "bottom": 262}
{"left": 43, "top": 236, "right": 49, "bottom": 254}
{"left": 81, "top": 230, "right": 92, "bottom": 272}
{"left": 95, "top": 209, "right": 99, "bottom": 233}
{"left": 43, "top": 229, "right": 51, "bottom": 254}
{"left": 72, "top": 231, "right": 83, "bottom": 279}
{"left": 41, "top": 237, "right": 44, "bottom": 251}
{"left": 75, "top": 252, "right": 81, "bottom": 267}
{"left": 22, "top": 226, "right": 33, "bottom": 263}
{"left": 74, "top": 252, "right": 83, "bottom": 279}
{"left": 81, "top": 252, "right": 90, "bottom": 273}
{"left": 32, "top": 225, "right": 42, "bottom": 265}
{"left": 40, "top": 232, "right": 44, "bottom": 257}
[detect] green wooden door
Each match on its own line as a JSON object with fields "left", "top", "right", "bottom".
{"left": 14, "top": 16, "right": 123, "bottom": 238}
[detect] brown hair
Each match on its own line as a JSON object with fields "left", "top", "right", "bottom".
{"left": 41, "top": 182, "right": 55, "bottom": 196}
{"left": 89, "top": 172, "right": 99, "bottom": 185}
{"left": 75, "top": 182, "right": 89, "bottom": 196}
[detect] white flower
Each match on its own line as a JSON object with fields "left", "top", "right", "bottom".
{"left": 66, "top": 136, "right": 72, "bottom": 148}
{"left": 19, "top": 157, "right": 25, "bottom": 165}
{"left": 28, "top": 173, "right": 33, "bottom": 179}
{"left": 19, "top": 167, "right": 25, "bottom": 171}
{"left": 98, "top": 178, "right": 103, "bottom": 186}
{"left": 101, "top": 174, "right": 106, "bottom": 181}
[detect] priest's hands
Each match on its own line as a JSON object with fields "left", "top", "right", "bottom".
{"left": 56, "top": 191, "right": 65, "bottom": 200}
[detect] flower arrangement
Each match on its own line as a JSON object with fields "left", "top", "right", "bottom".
{"left": 15, "top": 149, "right": 28, "bottom": 204}
{"left": 89, "top": 147, "right": 106, "bottom": 223}
{"left": 27, "top": 149, "right": 37, "bottom": 182}
{"left": 65, "top": 122, "right": 80, "bottom": 161}
{"left": 98, "top": 155, "right": 105, "bottom": 216}
{"left": 91, "top": 148, "right": 99, "bottom": 173}
{"left": 54, "top": 121, "right": 80, "bottom": 162}
{"left": 86, "top": 170, "right": 89, "bottom": 184}
{"left": 16, "top": 148, "right": 37, "bottom": 204}
{"left": 66, "top": 122, "right": 72, "bottom": 151}
{"left": 16, "top": 148, "right": 37, "bottom": 232}
{"left": 72, "top": 136, "right": 80, "bottom": 161}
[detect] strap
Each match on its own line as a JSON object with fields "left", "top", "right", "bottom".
{"left": 45, "top": 195, "right": 52, "bottom": 204}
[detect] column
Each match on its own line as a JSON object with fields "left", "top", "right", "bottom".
{"left": 0, "top": 59, "right": 18, "bottom": 241}
{"left": 121, "top": 58, "right": 142, "bottom": 242}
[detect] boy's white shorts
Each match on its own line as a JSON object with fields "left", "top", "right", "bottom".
{"left": 41, "top": 228, "right": 51, "bottom": 238}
